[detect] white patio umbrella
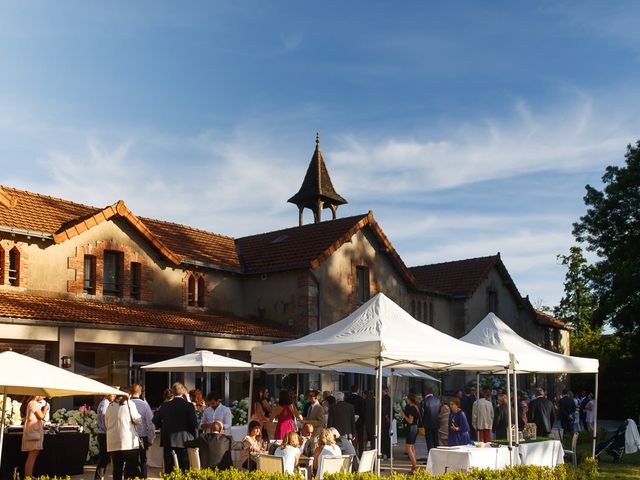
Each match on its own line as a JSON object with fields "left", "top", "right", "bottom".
{"left": 140, "top": 350, "right": 253, "bottom": 372}
{"left": 0, "top": 350, "right": 124, "bottom": 473}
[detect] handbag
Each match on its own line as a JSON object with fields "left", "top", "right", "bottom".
{"left": 126, "top": 400, "right": 145, "bottom": 450}
{"left": 25, "top": 429, "right": 41, "bottom": 441}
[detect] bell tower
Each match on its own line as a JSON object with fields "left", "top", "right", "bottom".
{"left": 288, "top": 134, "right": 347, "bottom": 226}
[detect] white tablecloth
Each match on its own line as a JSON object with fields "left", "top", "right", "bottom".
{"left": 516, "top": 440, "right": 564, "bottom": 467}
{"left": 426, "top": 445, "right": 511, "bottom": 474}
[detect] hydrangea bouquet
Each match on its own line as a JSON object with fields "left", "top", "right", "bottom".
{"left": 51, "top": 405, "right": 99, "bottom": 463}
{"left": 230, "top": 397, "right": 249, "bottom": 425}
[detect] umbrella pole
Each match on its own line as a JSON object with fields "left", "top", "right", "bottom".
{"left": 506, "top": 368, "right": 513, "bottom": 464}
{"left": 592, "top": 373, "right": 599, "bottom": 458}
{"left": 248, "top": 364, "right": 254, "bottom": 425}
{"left": 389, "top": 370, "right": 394, "bottom": 473}
{"left": 476, "top": 372, "right": 480, "bottom": 441}
{"left": 0, "top": 386, "right": 7, "bottom": 474}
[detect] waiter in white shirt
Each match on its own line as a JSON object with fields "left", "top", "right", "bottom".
{"left": 130, "top": 384, "right": 156, "bottom": 478}
{"left": 200, "top": 392, "right": 233, "bottom": 433}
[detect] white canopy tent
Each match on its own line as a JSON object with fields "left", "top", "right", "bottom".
{"left": 141, "top": 350, "right": 253, "bottom": 372}
{"left": 0, "top": 351, "right": 124, "bottom": 473}
{"left": 259, "top": 364, "right": 440, "bottom": 381}
{"left": 251, "top": 293, "right": 512, "bottom": 473}
{"left": 460, "top": 312, "right": 600, "bottom": 456}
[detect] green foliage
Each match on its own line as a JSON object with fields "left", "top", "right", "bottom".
{"left": 572, "top": 141, "right": 640, "bottom": 335}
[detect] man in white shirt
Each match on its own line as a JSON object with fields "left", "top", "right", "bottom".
{"left": 472, "top": 389, "right": 494, "bottom": 443}
{"left": 201, "top": 392, "right": 233, "bottom": 432}
{"left": 130, "top": 384, "right": 156, "bottom": 478}
{"left": 95, "top": 393, "right": 116, "bottom": 480}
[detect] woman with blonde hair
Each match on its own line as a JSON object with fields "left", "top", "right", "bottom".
{"left": 21, "top": 395, "right": 49, "bottom": 478}
{"left": 312, "top": 428, "right": 341, "bottom": 473}
{"left": 274, "top": 430, "right": 301, "bottom": 474}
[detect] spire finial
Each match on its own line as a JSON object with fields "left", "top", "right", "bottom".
{"left": 316, "top": 132, "right": 320, "bottom": 148}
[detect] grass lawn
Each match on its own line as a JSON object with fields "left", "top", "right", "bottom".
{"left": 574, "top": 430, "right": 640, "bottom": 479}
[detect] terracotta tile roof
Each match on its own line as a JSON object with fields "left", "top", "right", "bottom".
{"left": 535, "top": 309, "right": 572, "bottom": 331}
{"left": 235, "top": 212, "right": 416, "bottom": 286}
{"left": 0, "top": 290, "right": 296, "bottom": 339}
{"left": 409, "top": 255, "right": 500, "bottom": 297}
{"left": 0, "top": 186, "right": 240, "bottom": 271}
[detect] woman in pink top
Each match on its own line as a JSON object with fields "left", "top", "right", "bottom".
{"left": 21, "top": 396, "right": 49, "bottom": 478}
{"left": 271, "top": 389, "right": 302, "bottom": 440}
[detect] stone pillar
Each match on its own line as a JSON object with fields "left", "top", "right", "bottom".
{"left": 183, "top": 335, "right": 196, "bottom": 391}
{"left": 52, "top": 327, "right": 75, "bottom": 411}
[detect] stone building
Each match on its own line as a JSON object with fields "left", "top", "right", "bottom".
{"left": 0, "top": 137, "right": 570, "bottom": 406}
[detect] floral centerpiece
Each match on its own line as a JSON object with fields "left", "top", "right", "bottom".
{"left": 51, "top": 405, "right": 99, "bottom": 463}
{"left": 0, "top": 395, "right": 22, "bottom": 426}
{"left": 230, "top": 397, "right": 249, "bottom": 426}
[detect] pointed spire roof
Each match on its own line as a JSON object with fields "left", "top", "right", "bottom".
{"left": 288, "top": 133, "right": 347, "bottom": 210}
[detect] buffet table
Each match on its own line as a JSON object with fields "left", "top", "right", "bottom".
{"left": 0, "top": 432, "right": 89, "bottom": 480}
{"left": 426, "top": 445, "right": 511, "bottom": 474}
{"left": 516, "top": 440, "right": 564, "bottom": 467}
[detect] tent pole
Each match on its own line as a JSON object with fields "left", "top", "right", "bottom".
{"left": 247, "top": 364, "right": 254, "bottom": 425}
{"left": 476, "top": 372, "right": 480, "bottom": 441}
{"left": 389, "top": 370, "right": 394, "bottom": 473}
{"left": 0, "top": 386, "right": 7, "bottom": 474}
{"left": 513, "top": 370, "right": 519, "bottom": 447}
{"left": 592, "top": 373, "right": 599, "bottom": 458}
{"left": 505, "top": 367, "right": 513, "bottom": 464}
{"left": 375, "top": 357, "right": 383, "bottom": 476}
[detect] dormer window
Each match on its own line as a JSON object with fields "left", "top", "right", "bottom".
{"left": 356, "top": 266, "right": 370, "bottom": 304}
{"left": 187, "top": 275, "right": 196, "bottom": 306}
{"left": 197, "top": 277, "right": 205, "bottom": 307}
{"left": 8, "top": 247, "right": 20, "bottom": 286}
{"left": 103, "top": 251, "right": 123, "bottom": 296}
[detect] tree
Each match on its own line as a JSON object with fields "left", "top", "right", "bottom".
{"left": 572, "top": 141, "right": 640, "bottom": 335}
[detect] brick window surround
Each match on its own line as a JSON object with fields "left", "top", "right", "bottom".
{"left": 67, "top": 241, "right": 153, "bottom": 302}
{"left": 0, "top": 241, "right": 28, "bottom": 288}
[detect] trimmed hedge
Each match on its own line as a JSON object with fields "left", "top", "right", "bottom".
{"left": 25, "top": 458, "right": 598, "bottom": 480}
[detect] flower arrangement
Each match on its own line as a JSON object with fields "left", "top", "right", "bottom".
{"left": 51, "top": 405, "right": 99, "bottom": 463}
{"left": 0, "top": 395, "right": 22, "bottom": 426}
{"left": 230, "top": 397, "right": 249, "bottom": 425}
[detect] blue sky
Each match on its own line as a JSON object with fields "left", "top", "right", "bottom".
{"left": 2, "top": 1, "right": 639, "bottom": 309}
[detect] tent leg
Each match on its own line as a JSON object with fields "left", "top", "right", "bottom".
{"left": 513, "top": 371, "right": 519, "bottom": 447}
{"left": 592, "top": 373, "right": 599, "bottom": 458}
{"left": 389, "top": 371, "right": 394, "bottom": 473}
{"left": 247, "top": 364, "right": 254, "bottom": 424}
{"left": 476, "top": 372, "right": 480, "bottom": 441}
{"left": 375, "top": 357, "right": 383, "bottom": 475}
{"left": 506, "top": 369, "right": 513, "bottom": 464}
{"left": 0, "top": 386, "right": 7, "bottom": 474}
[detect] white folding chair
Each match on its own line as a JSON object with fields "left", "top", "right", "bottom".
{"left": 257, "top": 454, "right": 285, "bottom": 474}
{"left": 563, "top": 431, "right": 579, "bottom": 468}
{"left": 317, "top": 455, "right": 351, "bottom": 480}
{"left": 188, "top": 447, "right": 201, "bottom": 470}
{"left": 358, "top": 449, "right": 377, "bottom": 473}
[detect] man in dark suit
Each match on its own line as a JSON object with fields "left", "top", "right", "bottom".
{"left": 460, "top": 387, "right": 477, "bottom": 439}
{"left": 528, "top": 388, "right": 555, "bottom": 436}
{"left": 420, "top": 386, "right": 440, "bottom": 451}
{"left": 184, "top": 421, "right": 233, "bottom": 470}
{"left": 345, "top": 385, "right": 365, "bottom": 455}
{"left": 558, "top": 389, "right": 576, "bottom": 434}
{"left": 153, "top": 382, "right": 198, "bottom": 473}
{"left": 328, "top": 392, "right": 356, "bottom": 440}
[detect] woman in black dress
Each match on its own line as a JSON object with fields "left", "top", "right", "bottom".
{"left": 400, "top": 393, "right": 420, "bottom": 471}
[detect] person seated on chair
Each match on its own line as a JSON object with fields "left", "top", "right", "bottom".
{"left": 329, "top": 427, "right": 358, "bottom": 471}
{"left": 298, "top": 422, "right": 317, "bottom": 458}
{"left": 241, "top": 420, "right": 266, "bottom": 470}
{"left": 273, "top": 431, "right": 301, "bottom": 474}
{"left": 184, "top": 420, "right": 233, "bottom": 470}
{"left": 312, "top": 428, "right": 342, "bottom": 474}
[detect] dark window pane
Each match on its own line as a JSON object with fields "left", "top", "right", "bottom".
{"left": 131, "top": 262, "right": 141, "bottom": 300}
{"left": 84, "top": 255, "right": 96, "bottom": 294}
{"left": 104, "top": 251, "right": 122, "bottom": 296}
{"left": 187, "top": 276, "right": 196, "bottom": 306}
{"left": 356, "top": 266, "right": 370, "bottom": 304}
{"left": 197, "top": 277, "right": 205, "bottom": 307}
{"left": 8, "top": 248, "right": 19, "bottom": 286}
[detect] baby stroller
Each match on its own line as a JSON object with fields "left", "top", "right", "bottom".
{"left": 595, "top": 420, "right": 628, "bottom": 462}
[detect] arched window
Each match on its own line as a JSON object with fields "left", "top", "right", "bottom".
{"left": 197, "top": 277, "right": 205, "bottom": 307}
{"left": 187, "top": 275, "right": 196, "bottom": 306}
{"left": 8, "top": 247, "right": 20, "bottom": 286}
